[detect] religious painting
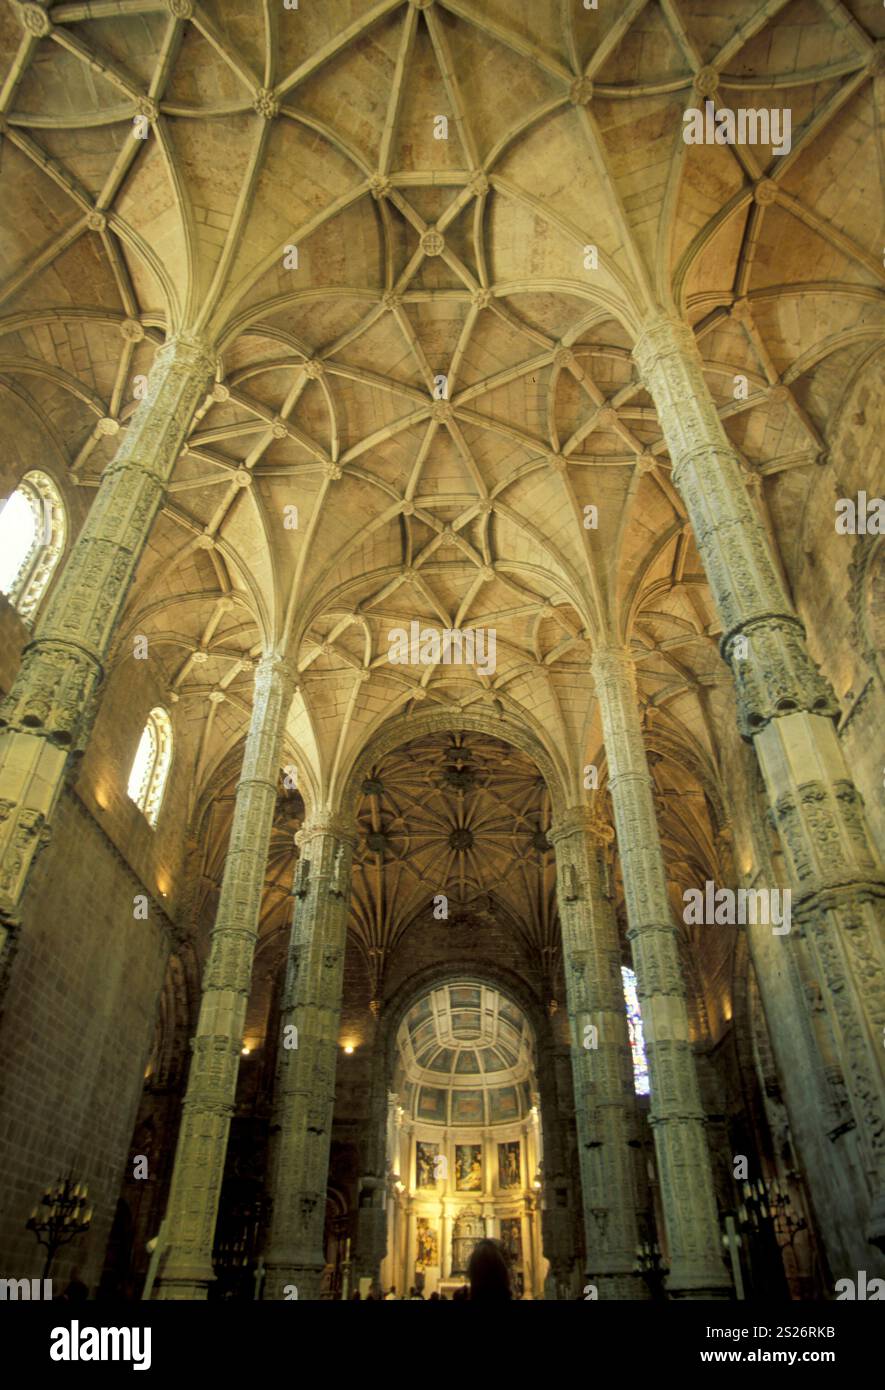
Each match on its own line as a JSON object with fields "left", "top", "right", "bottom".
{"left": 498, "top": 1140, "right": 521, "bottom": 1189}
{"left": 452, "top": 1090, "right": 483, "bottom": 1124}
{"left": 455, "top": 1143, "right": 482, "bottom": 1191}
{"left": 407, "top": 994, "right": 433, "bottom": 1031}
{"left": 488, "top": 1085, "right": 519, "bottom": 1123}
{"left": 500, "top": 1217, "right": 522, "bottom": 1263}
{"left": 498, "top": 998, "right": 522, "bottom": 1029}
{"left": 450, "top": 985, "right": 481, "bottom": 1009}
{"left": 416, "top": 1218, "right": 439, "bottom": 1267}
{"left": 451, "top": 1011, "right": 481, "bottom": 1038}
{"left": 416, "top": 1141, "right": 439, "bottom": 1188}
{"left": 428, "top": 1048, "right": 454, "bottom": 1074}
{"left": 417, "top": 1086, "right": 446, "bottom": 1122}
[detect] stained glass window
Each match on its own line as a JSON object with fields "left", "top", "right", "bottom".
{"left": 127, "top": 707, "right": 173, "bottom": 828}
{"left": 0, "top": 471, "right": 66, "bottom": 620}
{"left": 621, "top": 965, "right": 650, "bottom": 1096}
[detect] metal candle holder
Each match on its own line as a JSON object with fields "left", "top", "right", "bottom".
{"left": 26, "top": 1175, "right": 92, "bottom": 1282}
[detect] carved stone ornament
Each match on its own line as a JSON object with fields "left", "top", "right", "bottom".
{"left": 694, "top": 65, "right": 719, "bottom": 97}
{"left": 120, "top": 317, "right": 145, "bottom": 343}
{"left": 753, "top": 178, "right": 779, "bottom": 206}
{"left": 17, "top": 3, "right": 50, "bottom": 37}
{"left": 722, "top": 616, "right": 840, "bottom": 739}
{"left": 0, "top": 641, "right": 101, "bottom": 745}
{"left": 253, "top": 88, "right": 279, "bottom": 120}
{"left": 420, "top": 229, "right": 445, "bottom": 257}
{"left": 369, "top": 175, "right": 392, "bottom": 200}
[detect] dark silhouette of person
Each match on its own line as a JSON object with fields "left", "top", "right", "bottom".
{"left": 61, "top": 1268, "right": 89, "bottom": 1303}
{"left": 466, "top": 1239, "right": 512, "bottom": 1301}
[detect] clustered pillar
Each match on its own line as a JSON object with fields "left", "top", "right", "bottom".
{"left": 0, "top": 335, "right": 215, "bottom": 970}
{"left": 549, "top": 807, "right": 647, "bottom": 1299}
{"left": 154, "top": 654, "right": 295, "bottom": 1299}
{"left": 591, "top": 645, "right": 731, "bottom": 1298}
{"left": 263, "top": 818, "right": 356, "bottom": 1300}
{"left": 633, "top": 314, "right": 885, "bottom": 1252}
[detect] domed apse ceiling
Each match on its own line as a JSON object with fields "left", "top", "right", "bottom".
{"left": 394, "top": 980, "right": 536, "bottom": 1126}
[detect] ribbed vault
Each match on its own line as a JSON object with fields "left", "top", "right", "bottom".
{"left": 1, "top": 0, "right": 882, "bottom": 1038}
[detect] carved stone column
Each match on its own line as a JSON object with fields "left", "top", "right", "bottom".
{"left": 633, "top": 313, "right": 885, "bottom": 1249}
{"left": 354, "top": 1060, "right": 390, "bottom": 1287}
{"left": 263, "top": 817, "right": 356, "bottom": 1300}
{"left": 591, "top": 645, "right": 730, "bottom": 1297}
{"left": 549, "top": 807, "right": 647, "bottom": 1299}
{"left": 355, "top": 1177, "right": 387, "bottom": 1289}
{"left": 741, "top": 776, "right": 884, "bottom": 1280}
{"left": 0, "top": 334, "right": 215, "bottom": 968}
{"left": 153, "top": 653, "right": 295, "bottom": 1299}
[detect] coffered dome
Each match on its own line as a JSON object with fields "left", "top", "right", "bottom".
{"left": 394, "top": 980, "right": 536, "bottom": 1126}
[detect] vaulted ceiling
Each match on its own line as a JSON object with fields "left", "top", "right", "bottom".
{"left": 2, "top": 0, "right": 882, "bottom": 1019}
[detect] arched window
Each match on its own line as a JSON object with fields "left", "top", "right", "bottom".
{"left": 127, "top": 707, "right": 173, "bottom": 828}
{"left": 621, "top": 965, "right": 650, "bottom": 1096}
{"left": 0, "top": 470, "right": 66, "bottom": 620}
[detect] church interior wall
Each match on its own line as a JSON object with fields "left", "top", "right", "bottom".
{"left": 0, "top": 789, "right": 172, "bottom": 1295}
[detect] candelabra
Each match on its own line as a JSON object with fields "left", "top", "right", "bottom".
{"left": 26, "top": 1176, "right": 92, "bottom": 1281}
{"left": 738, "top": 1175, "right": 806, "bottom": 1244}
{"left": 729, "top": 1172, "right": 803, "bottom": 1301}
{"left": 634, "top": 1240, "right": 668, "bottom": 1297}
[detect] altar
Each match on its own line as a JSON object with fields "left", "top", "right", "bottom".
{"left": 437, "top": 1278, "right": 469, "bottom": 1299}
{"left": 450, "top": 1209, "right": 485, "bottom": 1275}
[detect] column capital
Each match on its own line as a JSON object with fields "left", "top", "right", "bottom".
{"left": 155, "top": 331, "right": 218, "bottom": 379}
{"left": 253, "top": 650, "right": 298, "bottom": 696}
{"left": 295, "top": 813, "right": 358, "bottom": 850}
{"left": 590, "top": 643, "right": 635, "bottom": 683}
{"left": 631, "top": 312, "right": 697, "bottom": 379}
{"left": 548, "top": 805, "right": 613, "bottom": 846}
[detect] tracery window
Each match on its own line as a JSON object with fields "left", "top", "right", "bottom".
{"left": 621, "top": 965, "right": 650, "bottom": 1096}
{"left": 0, "top": 470, "right": 66, "bottom": 620}
{"left": 127, "top": 707, "right": 173, "bottom": 828}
